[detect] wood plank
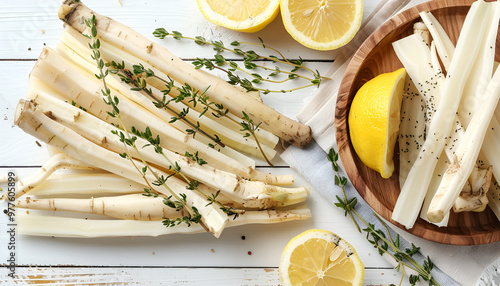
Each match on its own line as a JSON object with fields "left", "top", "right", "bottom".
{"left": 0, "top": 267, "right": 404, "bottom": 285}
{"left": 1, "top": 167, "right": 394, "bottom": 269}
{"left": 0, "top": 0, "right": 382, "bottom": 61}
{"left": 0, "top": 0, "right": 334, "bottom": 61}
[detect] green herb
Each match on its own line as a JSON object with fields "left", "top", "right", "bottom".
{"left": 107, "top": 60, "right": 274, "bottom": 163}
{"left": 240, "top": 111, "right": 273, "bottom": 166}
{"left": 152, "top": 29, "right": 329, "bottom": 94}
{"left": 327, "top": 148, "right": 439, "bottom": 286}
{"left": 108, "top": 60, "right": 228, "bottom": 149}
{"left": 84, "top": 15, "right": 202, "bottom": 228}
{"left": 131, "top": 125, "right": 243, "bottom": 220}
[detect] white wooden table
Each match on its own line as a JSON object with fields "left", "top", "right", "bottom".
{"left": 0, "top": 0, "right": 408, "bottom": 285}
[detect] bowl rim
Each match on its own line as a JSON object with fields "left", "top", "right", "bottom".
{"left": 335, "top": 0, "right": 500, "bottom": 245}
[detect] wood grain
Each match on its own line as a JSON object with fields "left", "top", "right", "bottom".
{"left": 336, "top": 0, "right": 500, "bottom": 245}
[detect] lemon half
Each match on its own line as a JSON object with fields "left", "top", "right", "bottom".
{"left": 280, "top": 0, "right": 363, "bottom": 50}
{"left": 348, "top": 68, "right": 406, "bottom": 179}
{"left": 279, "top": 229, "right": 364, "bottom": 286}
{"left": 196, "top": 0, "right": 280, "bottom": 33}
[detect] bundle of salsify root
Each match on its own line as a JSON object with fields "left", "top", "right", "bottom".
{"left": 9, "top": 0, "right": 315, "bottom": 238}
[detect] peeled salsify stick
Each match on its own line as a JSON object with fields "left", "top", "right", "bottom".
{"left": 30, "top": 47, "right": 256, "bottom": 170}
{"left": 427, "top": 64, "right": 500, "bottom": 223}
{"left": 24, "top": 170, "right": 290, "bottom": 211}
{"left": 11, "top": 153, "right": 96, "bottom": 200}
{"left": 398, "top": 78, "right": 425, "bottom": 188}
{"left": 31, "top": 55, "right": 257, "bottom": 170}
{"left": 423, "top": 4, "right": 500, "bottom": 212}
{"left": 17, "top": 206, "right": 311, "bottom": 237}
{"left": 58, "top": 0, "right": 312, "bottom": 148}
{"left": 16, "top": 194, "right": 180, "bottom": 221}
{"left": 55, "top": 34, "right": 278, "bottom": 161}
{"left": 58, "top": 27, "right": 280, "bottom": 152}
{"left": 14, "top": 100, "right": 229, "bottom": 237}
{"left": 393, "top": 33, "right": 492, "bottom": 213}
{"left": 30, "top": 47, "right": 292, "bottom": 185}
{"left": 419, "top": 151, "right": 450, "bottom": 227}
{"left": 419, "top": 11, "right": 455, "bottom": 70}
{"left": 29, "top": 91, "right": 308, "bottom": 208}
{"left": 394, "top": 40, "right": 449, "bottom": 226}
{"left": 391, "top": 0, "right": 490, "bottom": 229}
{"left": 25, "top": 172, "right": 145, "bottom": 197}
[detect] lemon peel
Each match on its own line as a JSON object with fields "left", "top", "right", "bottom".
{"left": 196, "top": 0, "right": 280, "bottom": 33}
{"left": 349, "top": 68, "right": 406, "bottom": 179}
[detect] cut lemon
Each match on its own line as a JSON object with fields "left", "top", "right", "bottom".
{"left": 280, "top": 0, "right": 363, "bottom": 50}
{"left": 279, "top": 229, "right": 364, "bottom": 286}
{"left": 196, "top": 0, "right": 280, "bottom": 33}
{"left": 348, "top": 68, "right": 406, "bottom": 179}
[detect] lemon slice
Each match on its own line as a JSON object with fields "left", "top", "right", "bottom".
{"left": 280, "top": 0, "right": 363, "bottom": 50}
{"left": 348, "top": 68, "right": 406, "bottom": 179}
{"left": 279, "top": 229, "right": 364, "bottom": 286}
{"left": 196, "top": 0, "right": 280, "bottom": 33}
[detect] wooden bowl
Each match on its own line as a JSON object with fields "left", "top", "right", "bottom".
{"left": 336, "top": 0, "right": 500, "bottom": 245}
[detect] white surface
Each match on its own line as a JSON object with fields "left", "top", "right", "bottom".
{"left": 0, "top": 0, "right": 408, "bottom": 284}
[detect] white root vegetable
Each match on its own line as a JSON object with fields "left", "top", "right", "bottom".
{"left": 398, "top": 78, "right": 425, "bottom": 187}
{"left": 413, "top": 22, "right": 430, "bottom": 46}
{"left": 12, "top": 0, "right": 312, "bottom": 238}
{"left": 419, "top": 11, "right": 455, "bottom": 70}
{"left": 14, "top": 100, "right": 229, "bottom": 237}
{"left": 24, "top": 171, "right": 256, "bottom": 210}
{"left": 27, "top": 91, "right": 308, "bottom": 208}
{"left": 393, "top": 33, "right": 491, "bottom": 213}
{"left": 423, "top": 4, "right": 500, "bottom": 213}
{"left": 14, "top": 98, "right": 310, "bottom": 236}
{"left": 453, "top": 167, "right": 491, "bottom": 213}
{"left": 16, "top": 194, "right": 179, "bottom": 221}
{"left": 392, "top": 0, "right": 490, "bottom": 229}
{"left": 58, "top": 27, "right": 280, "bottom": 152}
{"left": 396, "top": 41, "right": 449, "bottom": 226}
{"left": 17, "top": 206, "right": 311, "bottom": 237}
{"left": 58, "top": 0, "right": 312, "bottom": 148}
{"left": 427, "top": 65, "right": 500, "bottom": 223}
{"left": 55, "top": 35, "right": 278, "bottom": 161}
{"left": 30, "top": 47, "right": 291, "bottom": 185}
{"left": 25, "top": 172, "right": 146, "bottom": 197}
{"left": 419, "top": 152, "right": 450, "bottom": 227}
{"left": 13, "top": 153, "right": 96, "bottom": 200}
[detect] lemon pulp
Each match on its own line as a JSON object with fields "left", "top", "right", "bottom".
{"left": 279, "top": 229, "right": 364, "bottom": 286}
{"left": 280, "top": 0, "right": 363, "bottom": 50}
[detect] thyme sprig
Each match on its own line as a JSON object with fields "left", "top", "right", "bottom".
{"left": 327, "top": 148, "right": 439, "bottom": 286}
{"left": 84, "top": 15, "right": 202, "bottom": 228}
{"left": 131, "top": 126, "right": 243, "bottom": 219}
{"left": 152, "top": 29, "right": 327, "bottom": 94}
{"left": 106, "top": 61, "right": 225, "bottom": 147}
{"left": 240, "top": 111, "right": 274, "bottom": 167}
{"left": 107, "top": 60, "right": 272, "bottom": 162}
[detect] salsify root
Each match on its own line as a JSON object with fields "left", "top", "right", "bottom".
{"left": 58, "top": 0, "right": 312, "bottom": 148}
{"left": 16, "top": 194, "right": 180, "bottom": 221}
{"left": 17, "top": 205, "right": 311, "bottom": 237}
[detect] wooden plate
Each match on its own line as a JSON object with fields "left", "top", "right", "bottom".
{"left": 336, "top": 0, "right": 500, "bottom": 245}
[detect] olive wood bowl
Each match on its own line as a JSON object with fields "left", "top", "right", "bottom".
{"left": 335, "top": 0, "right": 500, "bottom": 245}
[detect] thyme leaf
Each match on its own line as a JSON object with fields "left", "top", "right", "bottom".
{"left": 327, "top": 148, "right": 440, "bottom": 286}
{"left": 152, "top": 28, "right": 331, "bottom": 93}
